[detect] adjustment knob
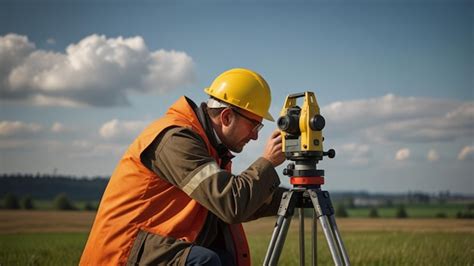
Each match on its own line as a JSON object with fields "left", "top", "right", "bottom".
{"left": 323, "top": 149, "right": 336, "bottom": 159}
{"left": 282, "top": 163, "right": 295, "bottom": 176}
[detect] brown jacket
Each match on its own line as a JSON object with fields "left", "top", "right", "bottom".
{"left": 80, "top": 96, "right": 283, "bottom": 265}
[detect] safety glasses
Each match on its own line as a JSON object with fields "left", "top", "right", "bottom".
{"left": 231, "top": 108, "right": 264, "bottom": 134}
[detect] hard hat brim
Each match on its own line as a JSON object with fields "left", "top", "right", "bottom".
{"left": 264, "top": 112, "right": 275, "bottom": 122}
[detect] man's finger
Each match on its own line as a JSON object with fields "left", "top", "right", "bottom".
{"left": 271, "top": 129, "right": 280, "bottom": 138}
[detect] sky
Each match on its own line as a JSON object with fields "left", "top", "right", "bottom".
{"left": 0, "top": 0, "right": 473, "bottom": 194}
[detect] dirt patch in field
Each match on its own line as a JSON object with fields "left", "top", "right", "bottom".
{"left": 0, "top": 210, "right": 96, "bottom": 233}
{"left": 1, "top": 211, "right": 473, "bottom": 234}
{"left": 244, "top": 217, "right": 474, "bottom": 235}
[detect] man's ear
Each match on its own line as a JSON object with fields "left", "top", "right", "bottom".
{"left": 220, "top": 108, "right": 233, "bottom": 126}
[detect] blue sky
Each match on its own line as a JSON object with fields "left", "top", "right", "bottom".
{"left": 1, "top": 0, "right": 473, "bottom": 194}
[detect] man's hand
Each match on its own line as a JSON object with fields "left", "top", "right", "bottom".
{"left": 262, "top": 129, "right": 286, "bottom": 167}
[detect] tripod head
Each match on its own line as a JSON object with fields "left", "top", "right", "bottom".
{"left": 277, "top": 92, "right": 335, "bottom": 187}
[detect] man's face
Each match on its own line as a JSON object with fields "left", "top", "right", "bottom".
{"left": 221, "top": 108, "right": 263, "bottom": 153}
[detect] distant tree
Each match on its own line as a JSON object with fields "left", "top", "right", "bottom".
{"left": 54, "top": 193, "right": 76, "bottom": 210}
{"left": 347, "top": 197, "right": 355, "bottom": 209}
{"left": 83, "top": 202, "right": 96, "bottom": 211}
{"left": 456, "top": 207, "right": 474, "bottom": 219}
{"left": 4, "top": 193, "right": 20, "bottom": 209}
{"left": 369, "top": 207, "right": 379, "bottom": 218}
{"left": 435, "top": 212, "right": 447, "bottom": 218}
{"left": 335, "top": 203, "right": 349, "bottom": 218}
{"left": 396, "top": 204, "right": 408, "bottom": 218}
{"left": 21, "top": 195, "right": 35, "bottom": 210}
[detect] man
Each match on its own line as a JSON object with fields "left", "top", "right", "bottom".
{"left": 80, "top": 68, "right": 286, "bottom": 265}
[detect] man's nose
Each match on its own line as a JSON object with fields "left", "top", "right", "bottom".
{"left": 250, "top": 130, "right": 258, "bottom": 140}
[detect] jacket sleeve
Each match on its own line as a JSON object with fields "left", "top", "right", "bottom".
{"left": 140, "top": 127, "right": 282, "bottom": 224}
{"left": 246, "top": 187, "right": 287, "bottom": 221}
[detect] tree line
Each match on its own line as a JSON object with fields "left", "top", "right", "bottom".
{"left": 0, "top": 174, "right": 109, "bottom": 201}
{"left": 2, "top": 192, "right": 97, "bottom": 211}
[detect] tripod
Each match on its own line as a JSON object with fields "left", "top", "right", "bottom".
{"left": 263, "top": 161, "right": 351, "bottom": 266}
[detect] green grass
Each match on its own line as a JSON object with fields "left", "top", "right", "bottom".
{"left": 0, "top": 233, "right": 88, "bottom": 266}
{"left": 249, "top": 231, "right": 474, "bottom": 265}
{"left": 346, "top": 203, "right": 467, "bottom": 218}
{"left": 1, "top": 231, "right": 472, "bottom": 265}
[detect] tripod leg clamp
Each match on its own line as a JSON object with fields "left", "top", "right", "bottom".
{"left": 308, "top": 189, "right": 335, "bottom": 217}
{"left": 277, "top": 191, "right": 298, "bottom": 217}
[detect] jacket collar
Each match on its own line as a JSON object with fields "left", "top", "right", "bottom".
{"left": 179, "top": 96, "right": 234, "bottom": 168}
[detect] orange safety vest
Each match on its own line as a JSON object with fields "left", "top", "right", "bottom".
{"left": 80, "top": 96, "right": 250, "bottom": 266}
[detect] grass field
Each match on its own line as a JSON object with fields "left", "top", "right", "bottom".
{"left": 0, "top": 211, "right": 473, "bottom": 265}
{"left": 245, "top": 217, "right": 474, "bottom": 265}
{"left": 0, "top": 232, "right": 87, "bottom": 266}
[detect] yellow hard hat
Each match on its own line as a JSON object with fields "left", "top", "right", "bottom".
{"left": 204, "top": 68, "right": 274, "bottom": 121}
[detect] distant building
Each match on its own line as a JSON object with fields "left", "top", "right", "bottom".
{"left": 353, "top": 197, "right": 385, "bottom": 207}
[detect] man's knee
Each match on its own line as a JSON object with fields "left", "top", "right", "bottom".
{"left": 186, "top": 246, "right": 222, "bottom": 266}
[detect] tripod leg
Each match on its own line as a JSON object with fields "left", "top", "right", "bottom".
{"left": 299, "top": 208, "right": 305, "bottom": 266}
{"left": 309, "top": 189, "right": 350, "bottom": 266}
{"left": 267, "top": 214, "right": 293, "bottom": 265}
{"left": 318, "top": 215, "right": 344, "bottom": 266}
{"left": 328, "top": 215, "right": 351, "bottom": 265}
{"left": 264, "top": 214, "right": 292, "bottom": 266}
{"left": 263, "top": 215, "right": 285, "bottom": 265}
{"left": 264, "top": 190, "right": 298, "bottom": 266}
{"left": 312, "top": 209, "right": 317, "bottom": 266}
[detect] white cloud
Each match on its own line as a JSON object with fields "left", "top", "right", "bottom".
{"left": 99, "top": 119, "right": 149, "bottom": 141}
{"left": 446, "top": 103, "right": 474, "bottom": 121}
{"left": 0, "top": 34, "right": 35, "bottom": 86}
{"left": 323, "top": 94, "right": 450, "bottom": 125}
{"left": 143, "top": 50, "right": 196, "bottom": 93}
{"left": 71, "top": 139, "right": 127, "bottom": 158}
{"left": 51, "top": 122, "right": 66, "bottom": 133}
{"left": 339, "top": 143, "right": 372, "bottom": 165}
{"left": 395, "top": 148, "right": 410, "bottom": 161}
{"left": 0, "top": 136, "right": 125, "bottom": 160}
{"left": 457, "top": 146, "right": 474, "bottom": 160}
{"left": 0, "top": 33, "right": 196, "bottom": 107}
{"left": 0, "top": 120, "right": 42, "bottom": 137}
{"left": 427, "top": 149, "right": 440, "bottom": 162}
{"left": 32, "top": 94, "right": 84, "bottom": 107}
{"left": 322, "top": 94, "right": 473, "bottom": 143}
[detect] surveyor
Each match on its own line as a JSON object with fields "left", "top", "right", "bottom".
{"left": 80, "top": 68, "right": 286, "bottom": 266}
